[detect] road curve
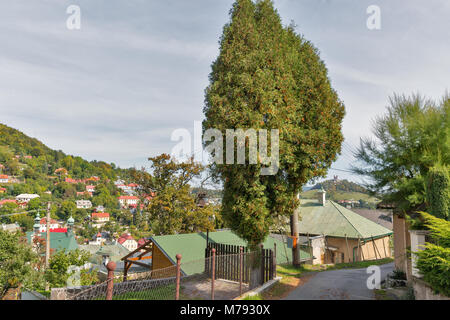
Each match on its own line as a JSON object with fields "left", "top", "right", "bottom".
{"left": 284, "top": 262, "right": 394, "bottom": 300}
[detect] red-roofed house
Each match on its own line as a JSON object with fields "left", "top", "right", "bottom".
{"left": 91, "top": 212, "right": 110, "bottom": 228}
{"left": 65, "top": 178, "right": 81, "bottom": 184}
{"left": 0, "top": 175, "right": 9, "bottom": 183}
{"left": 49, "top": 228, "right": 68, "bottom": 233}
{"left": 0, "top": 187, "right": 6, "bottom": 193}
{"left": 0, "top": 199, "right": 17, "bottom": 207}
{"left": 128, "top": 183, "right": 139, "bottom": 190}
{"left": 54, "top": 168, "right": 68, "bottom": 175}
{"left": 137, "top": 238, "right": 147, "bottom": 248}
{"left": 77, "top": 191, "right": 93, "bottom": 197}
{"left": 118, "top": 196, "right": 139, "bottom": 208}
{"left": 86, "top": 185, "right": 96, "bottom": 193}
{"left": 39, "top": 217, "right": 61, "bottom": 233}
{"left": 117, "top": 233, "right": 138, "bottom": 251}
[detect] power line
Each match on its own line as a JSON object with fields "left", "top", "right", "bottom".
{"left": 330, "top": 167, "right": 354, "bottom": 174}
{"left": 0, "top": 209, "right": 41, "bottom": 218}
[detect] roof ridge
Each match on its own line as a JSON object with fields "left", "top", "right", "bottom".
{"left": 329, "top": 200, "right": 363, "bottom": 238}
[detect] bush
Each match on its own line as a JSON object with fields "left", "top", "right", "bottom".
{"left": 415, "top": 212, "right": 450, "bottom": 296}
{"left": 426, "top": 165, "right": 450, "bottom": 220}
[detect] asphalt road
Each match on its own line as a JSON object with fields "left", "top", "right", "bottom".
{"left": 284, "top": 262, "right": 394, "bottom": 300}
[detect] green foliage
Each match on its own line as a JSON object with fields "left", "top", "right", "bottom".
{"left": 0, "top": 230, "right": 45, "bottom": 297}
{"left": 311, "top": 179, "right": 370, "bottom": 194}
{"left": 45, "top": 249, "right": 91, "bottom": 288}
{"left": 80, "top": 268, "right": 99, "bottom": 286}
{"left": 57, "top": 200, "right": 77, "bottom": 220}
{"left": 415, "top": 212, "right": 450, "bottom": 296}
{"left": 203, "top": 0, "right": 345, "bottom": 246}
{"left": 92, "top": 183, "right": 118, "bottom": 208}
{"left": 426, "top": 164, "right": 450, "bottom": 220}
{"left": 352, "top": 93, "right": 450, "bottom": 214}
{"left": 132, "top": 154, "right": 216, "bottom": 235}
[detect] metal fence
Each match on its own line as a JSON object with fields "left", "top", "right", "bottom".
{"left": 65, "top": 249, "right": 272, "bottom": 300}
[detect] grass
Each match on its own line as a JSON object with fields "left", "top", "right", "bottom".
{"left": 374, "top": 289, "right": 393, "bottom": 300}
{"left": 111, "top": 283, "right": 176, "bottom": 300}
{"left": 259, "top": 264, "right": 311, "bottom": 300}
{"left": 35, "top": 289, "right": 51, "bottom": 298}
{"left": 322, "top": 258, "right": 394, "bottom": 271}
{"left": 243, "top": 294, "right": 263, "bottom": 300}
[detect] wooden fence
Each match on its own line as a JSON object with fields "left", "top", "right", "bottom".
{"left": 205, "top": 242, "right": 275, "bottom": 285}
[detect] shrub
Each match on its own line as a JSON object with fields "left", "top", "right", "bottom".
{"left": 415, "top": 212, "right": 450, "bottom": 296}
{"left": 426, "top": 165, "right": 450, "bottom": 220}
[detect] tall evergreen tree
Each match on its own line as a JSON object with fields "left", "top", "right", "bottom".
{"left": 203, "top": 0, "right": 345, "bottom": 247}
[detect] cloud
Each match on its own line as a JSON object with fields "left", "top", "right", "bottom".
{"left": 0, "top": 0, "right": 448, "bottom": 184}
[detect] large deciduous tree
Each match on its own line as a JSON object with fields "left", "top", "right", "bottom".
{"left": 203, "top": 0, "right": 345, "bottom": 247}
{"left": 352, "top": 93, "right": 450, "bottom": 216}
{"left": 132, "top": 154, "right": 216, "bottom": 235}
{"left": 0, "top": 230, "right": 45, "bottom": 297}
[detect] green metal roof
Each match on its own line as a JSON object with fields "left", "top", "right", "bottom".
{"left": 80, "top": 243, "right": 130, "bottom": 264}
{"left": 296, "top": 200, "right": 393, "bottom": 240}
{"left": 150, "top": 230, "right": 310, "bottom": 276}
{"left": 26, "top": 231, "right": 79, "bottom": 254}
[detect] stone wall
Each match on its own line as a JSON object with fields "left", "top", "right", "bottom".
{"left": 412, "top": 277, "right": 450, "bottom": 300}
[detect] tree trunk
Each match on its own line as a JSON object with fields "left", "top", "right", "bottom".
{"left": 249, "top": 246, "right": 263, "bottom": 289}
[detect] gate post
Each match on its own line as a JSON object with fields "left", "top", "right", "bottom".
{"left": 175, "top": 254, "right": 182, "bottom": 300}
{"left": 239, "top": 246, "right": 243, "bottom": 296}
{"left": 260, "top": 244, "right": 264, "bottom": 285}
{"left": 211, "top": 248, "right": 216, "bottom": 300}
{"left": 106, "top": 261, "right": 116, "bottom": 300}
{"left": 273, "top": 243, "right": 277, "bottom": 278}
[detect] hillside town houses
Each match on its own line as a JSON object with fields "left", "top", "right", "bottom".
{"left": 91, "top": 212, "right": 110, "bottom": 228}
{"left": 37, "top": 217, "right": 61, "bottom": 233}
{"left": 117, "top": 233, "right": 138, "bottom": 251}
{"left": 16, "top": 194, "right": 40, "bottom": 203}
{"left": 118, "top": 196, "right": 139, "bottom": 208}
{"left": 76, "top": 199, "right": 92, "bottom": 209}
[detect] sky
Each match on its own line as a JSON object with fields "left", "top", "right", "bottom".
{"left": 0, "top": 0, "right": 449, "bottom": 186}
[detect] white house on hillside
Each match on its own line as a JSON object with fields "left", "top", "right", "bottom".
{"left": 16, "top": 194, "right": 40, "bottom": 203}
{"left": 76, "top": 200, "right": 92, "bottom": 209}
{"left": 118, "top": 196, "right": 139, "bottom": 208}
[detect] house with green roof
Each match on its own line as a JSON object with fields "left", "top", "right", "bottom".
{"left": 294, "top": 191, "right": 393, "bottom": 264}
{"left": 26, "top": 231, "right": 78, "bottom": 254}
{"left": 148, "top": 229, "right": 311, "bottom": 276}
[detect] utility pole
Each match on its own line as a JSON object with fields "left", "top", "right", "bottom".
{"left": 45, "top": 202, "right": 51, "bottom": 291}
{"left": 290, "top": 193, "right": 300, "bottom": 267}
{"left": 45, "top": 202, "right": 51, "bottom": 268}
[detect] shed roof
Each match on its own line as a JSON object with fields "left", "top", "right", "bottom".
{"left": 26, "top": 231, "right": 78, "bottom": 253}
{"left": 296, "top": 200, "right": 393, "bottom": 240}
{"left": 150, "top": 229, "right": 310, "bottom": 275}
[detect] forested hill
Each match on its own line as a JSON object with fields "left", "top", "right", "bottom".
{"left": 310, "top": 179, "right": 370, "bottom": 194}
{"left": 0, "top": 123, "right": 130, "bottom": 180}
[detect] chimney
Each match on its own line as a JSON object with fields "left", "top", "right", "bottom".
{"left": 318, "top": 188, "right": 326, "bottom": 206}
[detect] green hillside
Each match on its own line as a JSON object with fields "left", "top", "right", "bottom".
{"left": 301, "top": 189, "right": 379, "bottom": 203}
{"left": 310, "top": 179, "right": 370, "bottom": 194}
{"left": 301, "top": 179, "right": 380, "bottom": 208}
{"left": 0, "top": 123, "right": 130, "bottom": 180}
{"left": 0, "top": 123, "right": 134, "bottom": 229}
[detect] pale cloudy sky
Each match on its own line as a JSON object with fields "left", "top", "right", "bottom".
{"left": 0, "top": 0, "right": 449, "bottom": 185}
